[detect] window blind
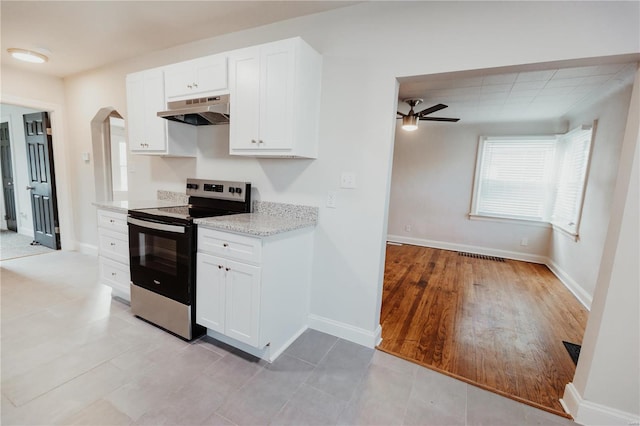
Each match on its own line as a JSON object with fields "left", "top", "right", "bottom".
{"left": 551, "top": 126, "right": 593, "bottom": 234}
{"left": 475, "top": 138, "right": 556, "bottom": 220}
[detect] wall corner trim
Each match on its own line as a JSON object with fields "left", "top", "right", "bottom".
{"left": 308, "top": 314, "right": 381, "bottom": 348}
{"left": 76, "top": 242, "right": 99, "bottom": 257}
{"left": 562, "top": 382, "right": 640, "bottom": 426}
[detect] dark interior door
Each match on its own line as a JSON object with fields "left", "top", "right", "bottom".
{"left": 24, "top": 112, "right": 60, "bottom": 249}
{"left": 1, "top": 122, "right": 18, "bottom": 232}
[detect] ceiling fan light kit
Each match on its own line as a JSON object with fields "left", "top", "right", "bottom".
{"left": 397, "top": 97, "right": 460, "bottom": 130}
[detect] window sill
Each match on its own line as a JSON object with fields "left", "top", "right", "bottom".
{"left": 468, "top": 213, "right": 551, "bottom": 229}
{"left": 551, "top": 223, "right": 580, "bottom": 241}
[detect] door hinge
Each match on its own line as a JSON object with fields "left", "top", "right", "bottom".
{"left": 46, "top": 128, "right": 52, "bottom": 136}
{"left": 3, "top": 214, "right": 8, "bottom": 220}
{"left": 54, "top": 226, "right": 60, "bottom": 233}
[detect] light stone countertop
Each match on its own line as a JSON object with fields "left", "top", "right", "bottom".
{"left": 92, "top": 199, "right": 187, "bottom": 214}
{"left": 194, "top": 212, "right": 317, "bottom": 237}
{"left": 194, "top": 201, "right": 318, "bottom": 237}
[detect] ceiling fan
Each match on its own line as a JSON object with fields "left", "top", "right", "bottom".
{"left": 397, "top": 98, "right": 460, "bottom": 131}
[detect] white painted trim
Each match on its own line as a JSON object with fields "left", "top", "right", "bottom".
{"left": 562, "top": 382, "right": 640, "bottom": 426}
{"left": 386, "top": 234, "right": 548, "bottom": 264}
{"left": 546, "top": 258, "right": 592, "bottom": 310}
{"left": 386, "top": 234, "right": 593, "bottom": 310}
{"left": 308, "top": 313, "right": 381, "bottom": 348}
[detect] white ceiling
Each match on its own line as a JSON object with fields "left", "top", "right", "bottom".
{"left": 0, "top": 1, "right": 358, "bottom": 78}
{"left": 398, "top": 59, "right": 638, "bottom": 124}
{"left": 2, "top": 1, "right": 637, "bottom": 124}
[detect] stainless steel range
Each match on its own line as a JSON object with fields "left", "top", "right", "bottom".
{"left": 127, "top": 178, "right": 251, "bottom": 340}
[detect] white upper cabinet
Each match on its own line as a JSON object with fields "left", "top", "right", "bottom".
{"left": 228, "top": 37, "right": 322, "bottom": 158}
{"left": 126, "top": 68, "right": 197, "bottom": 157}
{"left": 164, "top": 54, "right": 228, "bottom": 100}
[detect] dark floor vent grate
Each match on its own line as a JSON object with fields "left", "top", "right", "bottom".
{"left": 458, "top": 252, "right": 506, "bottom": 262}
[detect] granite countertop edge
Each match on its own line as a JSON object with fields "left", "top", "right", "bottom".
{"left": 194, "top": 213, "right": 316, "bottom": 237}
{"left": 92, "top": 199, "right": 187, "bottom": 213}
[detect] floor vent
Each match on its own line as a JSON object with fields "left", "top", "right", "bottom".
{"left": 458, "top": 252, "right": 506, "bottom": 262}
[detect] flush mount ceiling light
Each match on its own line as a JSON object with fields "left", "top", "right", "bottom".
{"left": 7, "top": 48, "right": 49, "bottom": 64}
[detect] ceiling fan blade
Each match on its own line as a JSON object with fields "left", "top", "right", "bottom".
{"left": 417, "top": 103, "right": 448, "bottom": 116}
{"left": 420, "top": 117, "right": 460, "bottom": 122}
{"left": 396, "top": 111, "right": 407, "bottom": 117}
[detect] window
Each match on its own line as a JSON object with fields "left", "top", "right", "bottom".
{"left": 471, "top": 125, "right": 594, "bottom": 236}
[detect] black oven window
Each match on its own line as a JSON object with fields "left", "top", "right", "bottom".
{"left": 139, "top": 233, "right": 177, "bottom": 276}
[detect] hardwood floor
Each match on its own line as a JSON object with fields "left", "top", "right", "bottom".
{"left": 378, "top": 244, "right": 588, "bottom": 417}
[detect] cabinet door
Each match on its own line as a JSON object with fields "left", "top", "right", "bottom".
{"left": 224, "top": 259, "right": 261, "bottom": 347}
{"left": 196, "top": 253, "right": 227, "bottom": 334}
{"left": 127, "top": 69, "right": 167, "bottom": 153}
{"left": 259, "top": 40, "right": 295, "bottom": 150}
{"left": 193, "top": 55, "right": 227, "bottom": 95}
{"left": 164, "top": 61, "right": 194, "bottom": 99}
{"left": 229, "top": 48, "right": 260, "bottom": 151}
{"left": 126, "top": 72, "right": 146, "bottom": 151}
{"left": 143, "top": 69, "right": 168, "bottom": 152}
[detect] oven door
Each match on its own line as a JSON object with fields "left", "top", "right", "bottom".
{"left": 127, "top": 216, "right": 194, "bottom": 305}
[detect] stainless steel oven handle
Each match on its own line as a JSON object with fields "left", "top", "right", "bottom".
{"left": 127, "top": 217, "right": 186, "bottom": 234}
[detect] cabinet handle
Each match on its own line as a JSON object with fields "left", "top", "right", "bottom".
{"left": 258, "top": 140, "right": 264, "bottom": 144}
{"left": 218, "top": 265, "right": 223, "bottom": 269}
{"left": 111, "top": 272, "right": 117, "bottom": 276}
{"left": 223, "top": 243, "right": 228, "bottom": 247}
{"left": 193, "top": 82, "right": 198, "bottom": 88}
{"left": 110, "top": 242, "right": 116, "bottom": 246}
{"left": 225, "top": 267, "right": 230, "bottom": 272}
{"left": 109, "top": 219, "right": 115, "bottom": 223}
{"left": 187, "top": 84, "right": 192, "bottom": 89}
{"left": 251, "top": 139, "right": 257, "bottom": 144}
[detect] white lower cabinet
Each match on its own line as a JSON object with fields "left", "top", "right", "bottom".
{"left": 196, "top": 253, "right": 261, "bottom": 346}
{"left": 195, "top": 226, "right": 313, "bottom": 361}
{"left": 96, "top": 209, "right": 130, "bottom": 301}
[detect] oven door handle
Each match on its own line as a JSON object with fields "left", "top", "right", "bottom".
{"left": 127, "top": 217, "right": 186, "bottom": 234}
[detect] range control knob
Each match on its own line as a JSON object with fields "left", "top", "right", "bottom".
{"left": 235, "top": 187, "right": 242, "bottom": 195}
{"left": 186, "top": 183, "right": 199, "bottom": 190}
{"left": 229, "top": 187, "right": 235, "bottom": 194}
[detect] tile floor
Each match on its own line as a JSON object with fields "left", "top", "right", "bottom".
{"left": 1, "top": 251, "right": 578, "bottom": 425}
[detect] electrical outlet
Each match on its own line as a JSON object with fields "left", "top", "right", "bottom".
{"left": 340, "top": 172, "right": 356, "bottom": 189}
{"left": 326, "top": 191, "right": 337, "bottom": 208}
{"left": 520, "top": 237, "right": 528, "bottom": 246}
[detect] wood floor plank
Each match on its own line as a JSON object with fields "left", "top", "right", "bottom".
{"left": 378, "top": 244, "right": 588, "bottom": 417}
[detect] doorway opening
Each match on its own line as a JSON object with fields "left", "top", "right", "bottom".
{"left": 0, "top": 104, "right": 62, "bottom": 253}
{"left": 91, "top": 108, "right": 127, "bottom": 203}
{"left": 380, "top": 57, "right": 636, "bottom": 416}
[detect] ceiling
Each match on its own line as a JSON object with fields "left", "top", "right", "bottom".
{"left": 398, "top": 59, "right": 638, "bottom": 124}
{"left": 0, "top": 1, "right": 358, "bottom": 78}
{"left": 2, "top": 2, "right": 637, "bottom": 124}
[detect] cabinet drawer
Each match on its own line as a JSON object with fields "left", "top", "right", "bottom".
{"left": 97, "top": 209, "right": 128, "bottom": 234}
{"left": 98, "top": 228, "right": 130, "bottom": 264}
{"left": 198, "top": 227, "right": 261, "bottom": 264}
{"left": 99, "top": 256, "right": 131, "bottom": 299}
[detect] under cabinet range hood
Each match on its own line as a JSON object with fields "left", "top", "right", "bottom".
{"left": 158, "top": 94, "right": 230, "bottom": 126}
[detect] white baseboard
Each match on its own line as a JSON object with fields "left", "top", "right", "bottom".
{"left": 76, "top": 242, "right": 98, "bottom": 257}
{"left": 308, "top": 313, "right": 381, "bottom": 348}
{"left": 387, "top": 234, "right": 592, "bottom": 310}
{"left": 562, "top": 382, "right": 640, "bottom": 426}
{"left": 387, "top": 235, "right": 548, "bottom": 264}
{"left": 546, "top": 259, "right": 592, "bottom": 310}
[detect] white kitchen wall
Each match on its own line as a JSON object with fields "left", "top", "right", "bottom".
{"left": 387, "top": 120, "right": 566, "bottom": 261}
{"left": 2, "top": 1, "right": 638, "bottom": 421}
